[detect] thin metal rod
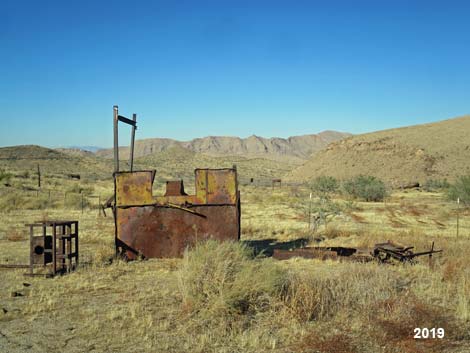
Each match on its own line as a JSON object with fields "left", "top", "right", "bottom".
{"left": 129, "top": 113, "right": 136, "bottom": 172}
{"left": 52, "top": 223, "right": 57, "bottom": 275}
{"left": 75, "top": 221, "right": 79, "bottom": 268}
{"left": 29, "top": 225, "right": 34, "bottom": 275}
{"left": 113, "top": 105, "right": 119, "bottom": 173}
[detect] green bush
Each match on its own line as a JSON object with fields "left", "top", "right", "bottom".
{"left": 0, "top": 169, "right": 13, "bottom": 183}
{"left": 310, "top": 176, "right": 339, "bottom": 197}
{"left": 448, "top": 176, "right": 470, "bottom": 206}
{"left": 343, "top": 175, "right": 388, "bottom": 202}
{"left": 423, "top": 179, "right": 450, "bottom": 192}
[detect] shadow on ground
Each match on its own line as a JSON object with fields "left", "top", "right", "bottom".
{"left": 242, "top": 238, "right": 309, "bottom": 257}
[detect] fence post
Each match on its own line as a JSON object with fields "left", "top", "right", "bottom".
{"left": 308, "top": 192, "right": 312, "bottom": 230}
{"left": 37, "top": 164, "right": 41, "bottom": 188}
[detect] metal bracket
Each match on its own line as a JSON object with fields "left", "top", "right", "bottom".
{"left": 113, "top": 105, "right": 138, "bottom": 173}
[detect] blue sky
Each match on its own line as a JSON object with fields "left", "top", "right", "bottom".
{"left": 1, "top": 0, "right": 469, "bottom": 147}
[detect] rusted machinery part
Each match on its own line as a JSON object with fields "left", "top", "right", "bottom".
{"left": 273, "top": 241, "right": 442, "bottom": 264}
{"left": 0, "top": 264, "right": 30, "bottom": 269}
{"left": 273, "top": 246, "right": 374, "bottom": 262}
{"left": 114, "top": 168, "right": 240, "bottom": 259}
{"left": 371, "top": 241, "right": 442, "bottom": 263}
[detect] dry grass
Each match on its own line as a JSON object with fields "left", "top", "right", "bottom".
{"left": 1, "top": 181, "right": 470, "bottom": 352}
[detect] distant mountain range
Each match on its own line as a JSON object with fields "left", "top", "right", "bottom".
{"left": 65, "top": 146, "right": 104, "bottom": 153}
{"left": 2, "top": 114, "right": 470, "bottom": 186}
{"left": 95, "top": 131, "right": 351, "bottom": 163}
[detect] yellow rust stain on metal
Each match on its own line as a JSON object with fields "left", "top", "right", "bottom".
{"left": 115, "top": 171, "right": 154, "bottom": 206}
{"left": 195, "top": 169, "right": 237, "bottom": 204}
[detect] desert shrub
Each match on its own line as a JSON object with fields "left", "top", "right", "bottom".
{"left": 0, "top": 169, "right": 13, "bottom": 183}
{"left": 423, "top": 179, "right": 450, "bottom": 192}
{"left": 343, "top": 175, "right": 388, "bottom": 202}
{"left": 447, "top": 176, "right": 470, "bottom": 206}
{"left": 310, "top": 176, "right": 339, "bottom": 195}
{"left": 177, "top": 240, "right": 286, "bottom": 327}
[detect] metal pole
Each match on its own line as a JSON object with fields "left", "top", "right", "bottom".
{"left": 308, "top": 192, "right": 312, "bottom": 230}
{"left": 129, "top": 113, "right": 136, "bottom": 172}
{"left": 37, "top": 164, "right": 41, "bottom": 188}
{"left": 29, "top": 225, "right": 34, "bottom": 275}
{"left": 113, "top": 105, "right": 119, "bottom": 173}
{"left": 52, "top": 223, "right": 57, "bottom": 275}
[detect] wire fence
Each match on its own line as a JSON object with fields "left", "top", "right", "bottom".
{"left": 0, "top": 186, "right": 108, "bottom": 213}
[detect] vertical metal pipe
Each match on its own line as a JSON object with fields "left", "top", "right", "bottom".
{"left": 29, "top": 225, "right": 34, "bottom": 275}
{"left": 37, "top": 164, "right": 41, "bottom": 188}
{"left": 52, "top": 223, "right": 57, "bottom": 275}
{"left": 113, "top": 105, "right": 119, "bottom": 173}
{"left": 129, "top": 113, "right": 136, "bottom": 172}
{"left": 75, "top": 221, "right": 79, "bottom": 268}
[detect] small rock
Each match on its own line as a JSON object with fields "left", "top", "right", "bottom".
{"left": 2, "top": 307, "right": 7, "bottom": 314}
{"left": 22, "top": 282, "right": 31, "bottom": 287}
{"left": 10, "top": 291, "right": 24, "bottom": 297}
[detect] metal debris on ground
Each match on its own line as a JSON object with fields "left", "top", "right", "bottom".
{"left": 273, "top": 240, "right": 442, "bottom": 264}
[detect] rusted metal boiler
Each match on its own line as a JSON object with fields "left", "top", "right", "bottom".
{"left": 112, "top": 106, "right": 240, "bottom": 259}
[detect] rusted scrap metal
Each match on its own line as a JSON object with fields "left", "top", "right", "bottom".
{"left": 164, "top": 180, "right": 188, "bottom": 196}
{"left": 25, "top": 220, "right": 79, "bottom": 277}
{"left": 0, "top": 264, "right": 31, "bottom": 269}
{"left": 372, "top": 240, "right": 442, "bottom": 263}
{"left": 272, "top": 178, "right": 282, "bottom": 189}
{"left": 273, "top": 246, "right": 373, "bottom": 262}
{"left": 114, "top": 168, "right": 241, "bottom": 259}
{"left": 113, "top": 105, "right": 137, "bottom": 173}
{"left": 67, "top": 173, "right": 81, "bottom": 180}
{"left": 111, "top": 105, "right": 240, "bottom": 259}
{"left": 273, "top": 241, "right": 442, "bottom": 264}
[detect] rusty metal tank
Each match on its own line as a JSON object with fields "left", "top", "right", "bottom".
{"left": 113, "top": 168, "right": 240, "bottom": 259}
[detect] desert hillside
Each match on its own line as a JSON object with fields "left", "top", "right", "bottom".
{"left": 96, "top": 131, "right": 351, "bottom": 163}
{"left": 0, "top": 144, "right": 297, "bottom": 185}
{"left": 288, "top": 115, "right": 470, "bottom": 185}
{"left": 0, "top": 145, "right": 112, "bottom": 178}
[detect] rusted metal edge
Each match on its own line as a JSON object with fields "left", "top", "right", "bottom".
{"left": 194, "top": 168, "right": 237, "bottom": 172}
{"left": 113, "top": 169, "right": 156, "bottom": 184}
{"left": 0, "top": 264, "right": 33, "bottom": 269}
{"left": 25, "top": 221, "right": 78, "bottom": 226}
{"left": 116, "top": 202, "right": 238, "bottom": 209}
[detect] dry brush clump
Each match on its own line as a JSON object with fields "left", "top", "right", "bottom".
{"left": 281, "top": 262, "right": 405, "bottom": 322}
{"left": 177, "top": 240, "right": 286, "bottom": 327}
